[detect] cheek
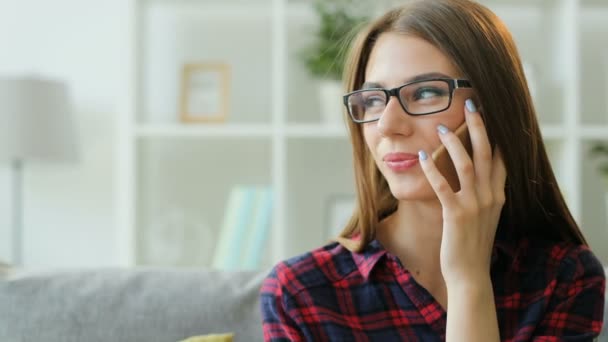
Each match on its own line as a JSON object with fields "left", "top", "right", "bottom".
{"left": 423, "top": 112, "right": 466, "bottom": 149}
{"left": 409, "top": 118, "right": 444, "bottom": 152}
{"left": 444, "top": 104, "right": 466, "bottom": 127}
{"left": 362, "top": 125, "right": 379, "bottom": 157}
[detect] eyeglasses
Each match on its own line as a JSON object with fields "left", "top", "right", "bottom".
{"left": 343, "top": 78, "right": 472, "bottom": 123}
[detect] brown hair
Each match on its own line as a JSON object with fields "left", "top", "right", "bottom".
{"left": 337, "top": 0, "right": 587, "bottom": 252}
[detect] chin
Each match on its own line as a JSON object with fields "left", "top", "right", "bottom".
{"left": 386, "top": 179, "right": 436, "bottom": 201}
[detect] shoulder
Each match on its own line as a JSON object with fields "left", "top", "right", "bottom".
{"left": 556, "top": 243, "right": 605, "bottom": 278}
{"left": 260, "top": 241, "right": 360, "bottom": 297}
{"left": 513, "top": 241, "right": 606, "bottom": 338}
{"left": 516, "top": 239, "right": 605, "bottom": 279}
{"left": 502, "top": 239, "right": 606, "bottom": 298}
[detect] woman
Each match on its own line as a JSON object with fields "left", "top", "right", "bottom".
{"left": 260, "top": 0, "right": 606, "bottom": 340}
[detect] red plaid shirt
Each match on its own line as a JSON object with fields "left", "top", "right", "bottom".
{"left": 260, "top": 238, "right": 605, "bottom": 341}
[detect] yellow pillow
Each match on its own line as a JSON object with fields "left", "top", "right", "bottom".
{"left": 179, "top": 333, "right": 234, "bottom": 342}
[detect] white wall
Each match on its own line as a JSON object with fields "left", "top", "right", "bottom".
{"left": 0, "top": 0, "right": 125, "bottom": 267}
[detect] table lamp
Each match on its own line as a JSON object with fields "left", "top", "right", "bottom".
{"left": 0, "top": 76, "right": 79, "bottom": 266}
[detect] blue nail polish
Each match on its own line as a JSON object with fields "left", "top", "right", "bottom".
{"left": 437, "top": 124, "right": 449, "bottom": 135}
{"left": 465, "top": 99, "right": 477, "bottom": 113}
{"left": 418, "top": 150, "right": 428, "bottom": 161}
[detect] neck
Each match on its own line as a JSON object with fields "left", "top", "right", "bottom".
{"left": 377, "top": 198, "right": 444, "bottom": 277}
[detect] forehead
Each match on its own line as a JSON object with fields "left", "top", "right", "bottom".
{"left": 364, "top": 32, "right": 460, "bottom": 87}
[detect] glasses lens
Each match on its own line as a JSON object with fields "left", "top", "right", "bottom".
{"left": 346, "top": 90, "right": 387, "bottom": 122}
{"left": 399, "top": 80, "right": 450, "bottom": 115}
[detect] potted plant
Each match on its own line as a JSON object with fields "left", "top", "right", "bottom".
{"left": 301, "top": 0, "right": 368, "bottom": 124}
{"left": 589, "top": 141, "right": 608, "bottom": 216}
{"left": 590, "top": 142, "right": 608, "bottom": 184}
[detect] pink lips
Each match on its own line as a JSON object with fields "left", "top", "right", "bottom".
{"left": 383, "top": 152, "right": 419, "bottom": 172}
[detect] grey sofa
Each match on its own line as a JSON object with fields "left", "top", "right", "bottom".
{"left": 1, "top": 266, "right": 606, "bottom": 342}
{"left": 0, "top": 267, "right": 268, "bottom": 342}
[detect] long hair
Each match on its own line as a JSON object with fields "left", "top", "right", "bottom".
{"left": 337, "top": 0, "right": 587, "bottom": 252}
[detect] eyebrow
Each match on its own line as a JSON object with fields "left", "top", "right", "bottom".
{"left": 361, "top": 72, "right": 453, "bottom": 89}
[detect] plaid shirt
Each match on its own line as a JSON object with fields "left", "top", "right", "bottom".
{"left": 260, "top": 238, "right": 605, "bottom": 341}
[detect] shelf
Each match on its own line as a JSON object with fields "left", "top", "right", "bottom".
{"left": 580, "top": 141, "right": 608, "bottom": 264}
{"left": 540, "top": 125, "right": 567, "bottom": 139}
{"left": 286, "top": 139, "right": 354, "bottom": 256}
{"left": 286, "top": 124, "right": 348, "bottom": 138}
{"left": 138, "top": 1, "right": 274, "bottom": 125}
{"left": 132, "top": 122, "right": 583, "bottom": 143}
{"left": 135, "top": 138, "right": 272, "bottom": 266}
{"left": 581, "top": 0, "right": 608, "bottom": 7}
{"left": 580, "top": 126, "right": 608, "bottom": 139}
{"left": 134, "top": 123, "right": 353, "bottom": 138}
{"left": 140, "top": 0, "right": 272, "bottom": 16}
{"left": 117, "top": 0, "right": 608, "bottom": 269}
{"left": 540, "top": 125, "right": 608, "bottom": 140}
{"left": 285, "top": 3, "right": 321, "bottom": 124}
{"left": 579, "top": 6, "right": 608, "bottom": 126}
{"left": 135, "top": 123, "right": 273, "bottom": 138}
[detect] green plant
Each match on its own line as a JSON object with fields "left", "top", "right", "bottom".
{"left": 301, "top": 0, "right": 369, "bottom": 81}
{"left": 589, "top": 141, "right": 608, "bottom": 186}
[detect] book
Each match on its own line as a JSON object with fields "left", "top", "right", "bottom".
{"left": 241, "top": 187, "right": 273, "bottom": 270}
{"left": 211, "top": 186, "right": 257, "bottom": 270}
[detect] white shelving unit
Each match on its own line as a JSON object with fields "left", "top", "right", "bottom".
{"left": 117, "top": 0, "right": 608, "bottom": 268}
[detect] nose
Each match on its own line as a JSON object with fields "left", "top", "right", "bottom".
{"left": 376, "top": 96, "right": 414, "bottom": 137}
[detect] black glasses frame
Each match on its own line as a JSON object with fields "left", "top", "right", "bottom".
{"left": 342, "top": 78, "right": 472, "bottom": 123}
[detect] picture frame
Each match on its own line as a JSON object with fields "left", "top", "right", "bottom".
{"left": 324, "top": 194, "right": 356, "bottom": 240}
{"left": 179, "top": 63, "right": 230, "bottom": 123}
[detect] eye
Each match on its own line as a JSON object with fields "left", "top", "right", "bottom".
{"left": 362, "top": 92, "right": 386, "bottom": 107}
{"left": 413, "top": 87, "right": 448, "bottom": 101}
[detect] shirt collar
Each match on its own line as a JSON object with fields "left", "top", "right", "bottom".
{"left": 347, "top": 238, "right": 517, "bottom": 280}
{"left": 350, "top": 239, "right": 388, "bottom": 280}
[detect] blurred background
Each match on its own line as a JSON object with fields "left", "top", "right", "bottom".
{"left": 0, "top": 0, "right": 607, "bottom": 270}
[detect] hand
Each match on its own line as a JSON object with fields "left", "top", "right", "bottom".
{"left": 418, "top": 99, "right": 507, "bottom": 286}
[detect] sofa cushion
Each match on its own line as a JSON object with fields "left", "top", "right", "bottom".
{"left": 0, "top": 267, "right": 267, "bottom": 342}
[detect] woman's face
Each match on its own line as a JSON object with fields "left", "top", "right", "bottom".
{"left": 362, "top": 32, "right": 474, "bottom": 201}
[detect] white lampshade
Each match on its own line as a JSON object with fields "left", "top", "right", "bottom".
{"left": 0, "top": 77, "right": 79, "bottom": 163}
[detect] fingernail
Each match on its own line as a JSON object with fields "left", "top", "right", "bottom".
{"left": 418, "top": 150, "right": 428, "bottom": 161}
{"left": 465, "top": 99, "right": 477, "bottom": 113}
{"left": 437, "top": 124, "right": 449, "bottom": 135}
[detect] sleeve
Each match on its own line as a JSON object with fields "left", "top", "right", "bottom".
{"left": 259, "top": 265, "right": 306, "bottom": 342}
{"left": 532, "top": 246, "right": 606, "bottom": 341}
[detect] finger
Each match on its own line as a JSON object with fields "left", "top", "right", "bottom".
{"left": 490, "top": 147, "right": 507, "bottom": 204}
{"left": 436, "top": 123, "right": 475, "bottom": 194}
{"left": 464, "top": 99, "right": 492, "bottom": 190}
{"left": 418, "top": 149, "right": 456, "bottom": 205}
